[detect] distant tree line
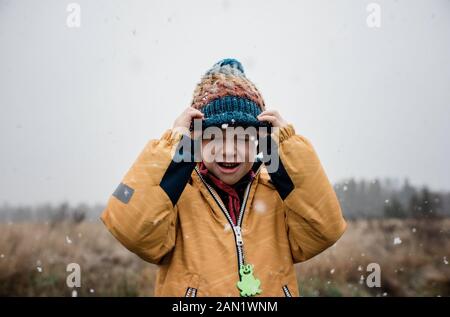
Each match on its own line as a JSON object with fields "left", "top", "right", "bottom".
{"left": 334, "top": 177, "right": 450, "bottom": 219}
{"left": 0, "top": 202, "right": 105, "bottom": 224}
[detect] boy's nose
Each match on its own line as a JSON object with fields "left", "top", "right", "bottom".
{"left": 221, "top": 138, "right": 238, "bottom": 162}
{"left": 221, "top": 148, "right": 237, "bottom": 162}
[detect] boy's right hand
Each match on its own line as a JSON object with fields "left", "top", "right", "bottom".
{"left": 172, "top": 107, "right": 204, "bottom": 136}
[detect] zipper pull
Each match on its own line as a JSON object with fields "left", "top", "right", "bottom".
{"left": 233, "top": 226, "right": 244, "bottom": 246}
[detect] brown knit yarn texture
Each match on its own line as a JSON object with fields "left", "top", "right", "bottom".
{"left": 190, "top": 71, "right": 266, "bottom": 112}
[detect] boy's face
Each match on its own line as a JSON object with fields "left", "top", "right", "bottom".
{"left": 201, "top": 127, "right": 258, "bottom": 185}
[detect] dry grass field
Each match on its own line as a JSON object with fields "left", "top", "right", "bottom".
{"left": 0, "top": 218, "right": 449, "bottom": 296}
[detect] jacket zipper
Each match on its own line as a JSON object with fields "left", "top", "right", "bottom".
{"left": 194, "top": 166, "right": 259, "bottom": 280}
{"left": 185, "top": 287, "right": 197, "bottom": 297}
{"left": 282, "top": 285, "right": 292, "bottom": 297}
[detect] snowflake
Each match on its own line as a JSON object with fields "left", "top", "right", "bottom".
{"left": 253, "top": 200, "right": 266, "bottom": 213}
{"left": 343, "top": 185, "right": 348, "bottom": 191}
{"left": 384, "top": 199, "right": 389, "bottom": 204}
{"left": 393, "top": 237, "right": 402, "bottom": 245}
{"left": 66, "top": 236, "right": 72, "bottom": 244}
{"left": 358, "top": 265, "right": 362, "bottom": 271}
{"left": 444, "top": 256, "right": 449, "bottom": 265}
{"left": 412, "top": 227, "right": 416, "bottom": 233}
{"left": 359, "top": 275, "right": 364, "bottom": 284}
{"left": 221, "top": 123, "right": 228, "bottom": 129}
{"left": 89, "top": 289, "right": 95, "bottom": 293}
{"left": 36, "top": 266, "right": 43, "bottom": 273}
{"left": 330, "top": 268, "right": 335, "bottom": 274}
{"left": 0, "top": 254, "right": 4, "bottom": 259}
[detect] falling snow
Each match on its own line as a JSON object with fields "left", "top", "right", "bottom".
{"left": 359, "top": 275, "right": 364, "bottom": 284}
{"left": 221, "top": 123, "right": 228, "bottom": 129}
{"left": 90, "top": 289, "right": 95, "bottom": 293}
{"left": 256, "top": 152, "right": 264, "bottom": 160}
{"left": 330, "top": 268, "right": 335, "bottom": 274}
{"left": 393, "top": 237, "right": 402, "bottom": 245}
{"left": 444, "top": 257, "right": 449, "bottom": 265}
{"left": 36, "top": 266, "right": 42, "bottom": 273}
{"left": 66, "top": 236, "right": 72, "bottom": 244}
{"left": 253, "top": 200, "right": 266, "bottom": 213}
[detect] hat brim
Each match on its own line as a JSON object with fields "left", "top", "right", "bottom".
{"left": 201, "top": 111, "right": 272, "bottom": 130}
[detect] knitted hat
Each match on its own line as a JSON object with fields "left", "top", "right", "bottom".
{"left": 190, "top": 58, "right": 270, "bottom": 129}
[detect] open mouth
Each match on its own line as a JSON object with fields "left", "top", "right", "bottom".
{"left": 216, "top": 162, "right": 241, "bottom": 174}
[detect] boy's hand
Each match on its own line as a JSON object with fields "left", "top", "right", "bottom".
{"left": 172, "top": 107, "right": 204, "bottom": 136}
{"left": 257, "top": 109, "right": 288, "bottom": 128}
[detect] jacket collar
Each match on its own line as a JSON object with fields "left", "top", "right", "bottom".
{"left": 191, "top": 161, "right": 263, "bottom": 227}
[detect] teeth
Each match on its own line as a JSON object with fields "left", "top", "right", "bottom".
{"left": 220, "top": 162, "right": 238, "bottom": 167}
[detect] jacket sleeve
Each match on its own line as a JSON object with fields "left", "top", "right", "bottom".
{"left": 266, "top": 123, "right": 347, "bottom": 263}
{"left": 100, "top": 128, "right": 197, "bottom": 264}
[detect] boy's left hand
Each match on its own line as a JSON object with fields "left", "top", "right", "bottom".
{"left": 257, "top": 109, "right": 288, "bottom": 128}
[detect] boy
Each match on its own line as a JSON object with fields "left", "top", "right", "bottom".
{"left": 100, "top": 58, "right": 347, "bottom": 297}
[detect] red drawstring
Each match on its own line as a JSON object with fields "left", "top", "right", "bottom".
{"left": 199, "top": 161, "right": 255, "bottom": 226}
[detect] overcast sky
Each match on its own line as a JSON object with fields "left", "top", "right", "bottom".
{"left": 0, "top": 0, "right": 449, "bottom": 206}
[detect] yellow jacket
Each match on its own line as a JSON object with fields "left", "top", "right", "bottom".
{"left": 100, "top": 123, "right": 347, "bottom": 297}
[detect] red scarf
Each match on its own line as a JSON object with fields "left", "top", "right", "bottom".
{"left": 199, "top": 161, "right": 255, "bottom": 226}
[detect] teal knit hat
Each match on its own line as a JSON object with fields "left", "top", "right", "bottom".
{"left": 191, "top": 58, "right": 270, "bottom": 129}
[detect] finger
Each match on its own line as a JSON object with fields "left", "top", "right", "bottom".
{"left": 257, "top": 114, "right": 278, "bottom": 124}
{"left": 187, "top": 106, "right": 203, "bottom": 113}
{"left": 258, "top": 109, "right": 279, "bottom": 117}
{"left": 191, "top": 113, "right": 204, "bottom": 120}
{"left": 189, "top": 108, "right": 205, "bottom": 118}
